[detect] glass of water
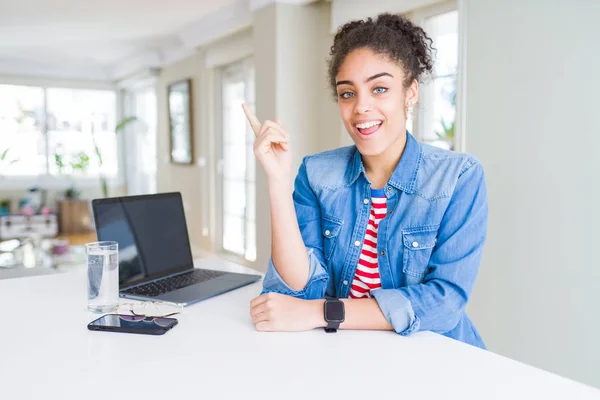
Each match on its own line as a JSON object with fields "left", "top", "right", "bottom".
{"left": 86, "top": 241, "right": 119, "bottom": 313}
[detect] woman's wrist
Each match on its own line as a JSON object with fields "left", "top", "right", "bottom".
{"left": 267, "top": 177, "right": 293, "bottom": 201}
{"left": 268, "top": 180, "right": 294, "bottom": 219}
{"left": 308, "top": 299, "right": 327, "bottom": 329}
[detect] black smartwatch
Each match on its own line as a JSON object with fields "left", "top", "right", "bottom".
{"left": 323, "top": 298, "right": 345, "bottom": 333}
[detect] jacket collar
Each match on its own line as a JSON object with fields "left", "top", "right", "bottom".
{"left": 346, "top": 131, "right": 422, "bottom": 194}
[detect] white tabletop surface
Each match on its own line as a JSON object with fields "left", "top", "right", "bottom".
{"left": 1, "top": 258, "right": 599, "bottom": 400}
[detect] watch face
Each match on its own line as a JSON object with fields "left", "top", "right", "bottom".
{"left": 325, "top": 300, "right": 344, "bottom": 323}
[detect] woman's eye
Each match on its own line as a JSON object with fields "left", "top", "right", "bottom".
{"left": 373, "top": 87, "right": 387, "bottom": 94}
{"left": 339, "top": 91, "right": 354, "bottom": 99}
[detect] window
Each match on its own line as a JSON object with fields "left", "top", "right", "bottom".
{"left": 0, "top": 85, "right": 45, "bottom": 176}
{"left": 0, "top": 84, "right": 118, "bottom": 179}
{"left": 411, "top": 6, "right": 459, "bottom": 150}
{"left": 47, "top": 88, "right": 118, "bottom": 177}
{"left": 123, "top": 84, "right": 157, "bottom": 195}
{"left": 219, "top": 58, "right": 256, "bottom": 262}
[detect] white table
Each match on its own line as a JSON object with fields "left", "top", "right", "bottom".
{"left": 1, "top": 259, "right": 599, "bottom": 400}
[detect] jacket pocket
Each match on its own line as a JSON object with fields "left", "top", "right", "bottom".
{"left": 321, "top": 215, "right": 343, "bottom": 261}
{"left": 402, "top": 226, "right": 438, "bottom": 285}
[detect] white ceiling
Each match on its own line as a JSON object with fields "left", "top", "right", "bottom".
{"left": 0, "top": 0, "right": 243, "bottom": 79}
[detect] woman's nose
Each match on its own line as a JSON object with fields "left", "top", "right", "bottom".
{"left": 353, "top": 101, "right": 372, "bottom": 114}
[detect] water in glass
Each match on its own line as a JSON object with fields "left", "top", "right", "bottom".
{"left": 87, "top": 242, "right": 119, "bottom": 313}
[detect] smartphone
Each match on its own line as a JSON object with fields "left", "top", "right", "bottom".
{"left": 87, "top": 314, "right": 178, "bottom": 335}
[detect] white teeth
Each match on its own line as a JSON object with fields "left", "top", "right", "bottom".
{"left": 356, "top": 121, "right": 382, "bottom": 129}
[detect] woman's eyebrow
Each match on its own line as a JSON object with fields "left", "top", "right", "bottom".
{"left": 336, "top": 72, "right": 394, "bottom": 87}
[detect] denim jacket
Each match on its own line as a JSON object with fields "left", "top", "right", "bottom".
{"left": 261, "top": 132, "right": 488, "bottom": 348}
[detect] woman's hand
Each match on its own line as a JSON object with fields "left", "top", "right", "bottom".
{"left": 242, "top": 104, "right": 292, "bottom": 183}
{"left": 250, "top": 292, "right": 324, "bottom": 332}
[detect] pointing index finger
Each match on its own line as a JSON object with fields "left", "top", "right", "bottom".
{"left": 242, "top": 103, "right": 261, "bottom": 135}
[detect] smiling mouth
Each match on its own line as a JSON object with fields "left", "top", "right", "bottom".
{"left": 355, "top": 120, "right": 382, "bottom": 136}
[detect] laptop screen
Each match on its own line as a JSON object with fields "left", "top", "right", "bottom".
{"left": 92, "top": 193, "right": 194, "bottom": 288}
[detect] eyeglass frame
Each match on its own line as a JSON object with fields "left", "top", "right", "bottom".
{"left": 115, "top": 301, "right": 183, "bottom": 318}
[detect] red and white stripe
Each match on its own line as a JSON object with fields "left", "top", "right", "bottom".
{"left": 349, "top": 194, "right": 387, "bottom": 299}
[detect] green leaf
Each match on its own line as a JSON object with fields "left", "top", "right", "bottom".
{"left": 0, "top": 148, "right": 8, "bottom": 161}
{"left": 94, "top": 142, "right": 103, "bottom": 166}
{"left": 115, "top": 116, "right": 137, "bottom": 133}
{"left": 435, "top": 118, "right": 456, "bottom": 140}
{"left": 70, "top": 151, "right": 90, "bottom": 171}
{"left": 101, "top": 177, "right": 108, "bottom": 198}
{"left": 54, "top": 153, "right": 64, "bottom": 169}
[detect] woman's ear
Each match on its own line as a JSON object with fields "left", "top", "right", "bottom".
{"left": 405, "top": 79, "right": 419, "bottom": 107}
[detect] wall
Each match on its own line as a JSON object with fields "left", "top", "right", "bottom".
{"left": 276, "top": 2, "right": 340, "bottom": 159}
{"left": 252, "top": 1, "right": 338, "bottom": 271}
{"left": 464, "top": 0, "right": 600, "bottom": 388}
{"left": 330, "top": 0, "right": 443, "bottom": 32}
{"left": 156, "top": 52, "right": 208, "bottom": 255}
{"left": 156, "top": 29, "right": 257, "bottom": 259}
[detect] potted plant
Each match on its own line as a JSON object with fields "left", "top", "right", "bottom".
{"left": 53, "top": 116, "right": 139, "bottom": 199}
{"left": 55, "top": 150, "right": 94, "bottom": 234}
{"left": 54, "top": 146, "right": 85, "bottom": 200}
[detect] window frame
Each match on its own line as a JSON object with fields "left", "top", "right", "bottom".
{"left": 215, "top": 57, "right": 256, "bottom": 263}
{"left": 120, "top": 76, "right": 158, "bottom": 196}
{"left": 0, "top": 77, "right": 124, "bottom": 190}
{"left": 406, "top": 0, "right": 465, "bottom": 152}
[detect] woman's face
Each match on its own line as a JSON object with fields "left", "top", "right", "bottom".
{"left": 335, "top": 48, "right": 417, "bottom": 157}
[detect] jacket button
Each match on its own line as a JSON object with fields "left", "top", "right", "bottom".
{"left": 325, "top": 230, "right": 331, "bottom": 236}
{"left": 412, "top": 241, "right": 419, "bottom": 248}
{"left": 343, "top": 280, "right": 348, "bottom": 285}
{"left": 386, "top": 186, "right": 392, "bottom": 192}
{"left": 363, "top": 199, "right": 369, "bottom": 204}
{"left": 380, "top": 250, "right": 386, "bottom": 256}
{"left": 354, "top": 240, "right": 360, "bottom": 246}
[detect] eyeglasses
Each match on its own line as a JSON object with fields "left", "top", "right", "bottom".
{"left": 116, "top": 301, "right": 183, "bottom": 318}
{"left": 115, "top": 314, "right": 176, "bottom": 328}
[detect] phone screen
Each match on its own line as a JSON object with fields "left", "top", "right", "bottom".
{"left": 88, "top": 314, "right": 177, "bottom": 334}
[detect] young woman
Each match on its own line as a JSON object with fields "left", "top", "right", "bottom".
{"left": 244, "top": 13, "right": 487, "bottom": 348}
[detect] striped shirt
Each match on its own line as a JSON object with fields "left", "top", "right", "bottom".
{"left": 349, "top": 188, "right": 387, "bottom": 299}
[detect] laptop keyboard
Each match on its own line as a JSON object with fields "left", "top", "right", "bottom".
{"left": 122, "top": 269, "right": 227, "bottom": 297}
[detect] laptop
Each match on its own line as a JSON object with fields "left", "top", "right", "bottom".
{"left": 91, "top": 192, "right": 261, "bottom": 305}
